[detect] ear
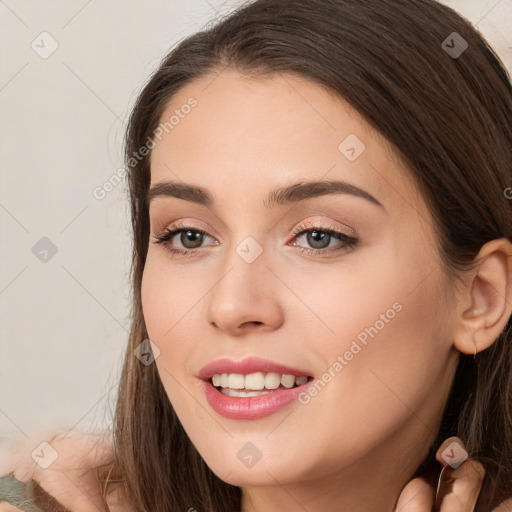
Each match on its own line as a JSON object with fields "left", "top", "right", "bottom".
{"left": 452, "top": 237, "right": 512, "bottom": 355}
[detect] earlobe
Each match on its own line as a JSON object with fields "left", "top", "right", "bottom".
{"left": 452, "top": 238, "right": 512, "bottom": 356}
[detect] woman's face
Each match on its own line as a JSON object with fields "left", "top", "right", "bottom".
{"left": 141, "top": 70, "right": 460, "bottom": 499}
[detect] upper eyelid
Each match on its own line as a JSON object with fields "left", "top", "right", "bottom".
{"left": 291, "top": 219, "right": 356, "bottom": 236}
{"left": 149, "top": 206, "right": 231, "bottom": 234}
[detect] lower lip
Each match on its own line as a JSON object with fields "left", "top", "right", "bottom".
{"left": 202, "top": 379, "right": 312, "bottom": 420}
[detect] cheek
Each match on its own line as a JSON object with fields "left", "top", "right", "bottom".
{"left": 332, "top": 272, "right": 449, "bottom": 435}
{"left": 140, "top": 263, "right": 165, "bottom": 343}
{"left": 280, "top": 277, "right": 451, "bottom": 477}
{"left": 140, "top": 259, "right": 202, "bottom": 401}
{"left": 141, "top": 256, "right": 199, "bottom": 346}
{"left": 141, "top": 262, "right": 187, "bottom": 376}
{"left": 294, "top": 242, "right": 450, "bottom": 416}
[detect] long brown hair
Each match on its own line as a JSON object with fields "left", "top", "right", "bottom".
{"left": 107, "top": 1, "right": 512, "bottom": 510}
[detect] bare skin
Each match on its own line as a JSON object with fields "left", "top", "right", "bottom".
{"left": 141, "top": 70, "right": 512, "bottom": 512}
{"left": 2, "top": 71, "right": 511, "bottom": 512}
{"left": 0, "top": 433, "right": 506, "bottom": 512}
{"left": 0, "top": 432, "right": 132, "bottom": 512}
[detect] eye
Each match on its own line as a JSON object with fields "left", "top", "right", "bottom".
{"left": 152, "top": 223, "right": 217, "bottom": 256}
{"left": 152, "top": 221, "right": 358, "bottom": 258}
{"left": 288, "top": 222, "right": 358, "bottom": 257}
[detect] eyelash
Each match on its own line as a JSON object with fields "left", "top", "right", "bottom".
{"left": 152, "top": 222, "right": 358, "bottom": 258}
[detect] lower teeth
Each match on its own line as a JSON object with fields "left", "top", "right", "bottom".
{"left": 220, "top": 388, "right": 271, "bottom": 397}
{"left": 216, "top": 383, "right": 305, "bottom": 397}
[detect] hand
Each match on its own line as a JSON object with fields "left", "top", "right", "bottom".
{"left": 394, "top": 436, "right": 511, "bottom": 511}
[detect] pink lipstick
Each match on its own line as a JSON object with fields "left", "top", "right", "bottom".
{"left": 198, "top": 357, "right": 314, "bottom": 420}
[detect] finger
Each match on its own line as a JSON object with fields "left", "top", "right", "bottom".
{"left": 435, "top": 437, "right": 485, "bottom": 511}
{"left": 394, "top": 477, "right": 434, "bottom": 512}
{"left": 437, "top": 459, "right": 485, "bottom": 511}
{"left": 436, "top": 436, "right": 469, "bottom": 468}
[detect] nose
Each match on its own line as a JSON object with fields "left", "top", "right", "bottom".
{"left": 206, "top": 251, "right": 284, "bottom": 336}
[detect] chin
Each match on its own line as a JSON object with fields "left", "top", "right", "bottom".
{"left": 211, "top": 464, "right": 291, "bottom": 487}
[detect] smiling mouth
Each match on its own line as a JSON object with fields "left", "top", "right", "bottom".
{"left": 210, "top": 371, "right": 314, "bottom": 397}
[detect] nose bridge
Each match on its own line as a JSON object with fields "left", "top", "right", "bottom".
{"left": 215, "top": 205, "right": 272, "bottom": 273}
{"left": 206, "top": 231, "right": 283, "bottom": 332}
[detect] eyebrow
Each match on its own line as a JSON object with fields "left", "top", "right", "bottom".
{"left": 146, "top": 179, "right": 385, "bottom": 210}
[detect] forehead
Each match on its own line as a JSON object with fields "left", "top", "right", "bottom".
{"left": 148, "top": 70, "right": 425, "bottom": 217}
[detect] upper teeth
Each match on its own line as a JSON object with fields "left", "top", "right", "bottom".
{"left": 211, "top": 372, "right": 309, "bottom": 390}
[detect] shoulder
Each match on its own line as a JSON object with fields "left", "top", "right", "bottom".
{"left": 0, "top": 431, "right": 134, "bottom": 512}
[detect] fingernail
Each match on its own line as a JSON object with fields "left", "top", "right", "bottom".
{"left": 440, "top": 438, "right": 469, "bottom": 469}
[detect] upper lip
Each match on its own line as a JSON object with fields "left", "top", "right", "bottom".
{"left": 198, "top": 356, "right": 313, "bottom": 381}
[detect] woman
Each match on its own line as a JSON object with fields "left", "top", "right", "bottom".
{"left": 1, "top": 0, "right": 511, "bottom": 510}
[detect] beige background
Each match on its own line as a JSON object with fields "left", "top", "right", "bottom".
{"left": 0, "top": 0, "right": 511, "bottom": 447}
